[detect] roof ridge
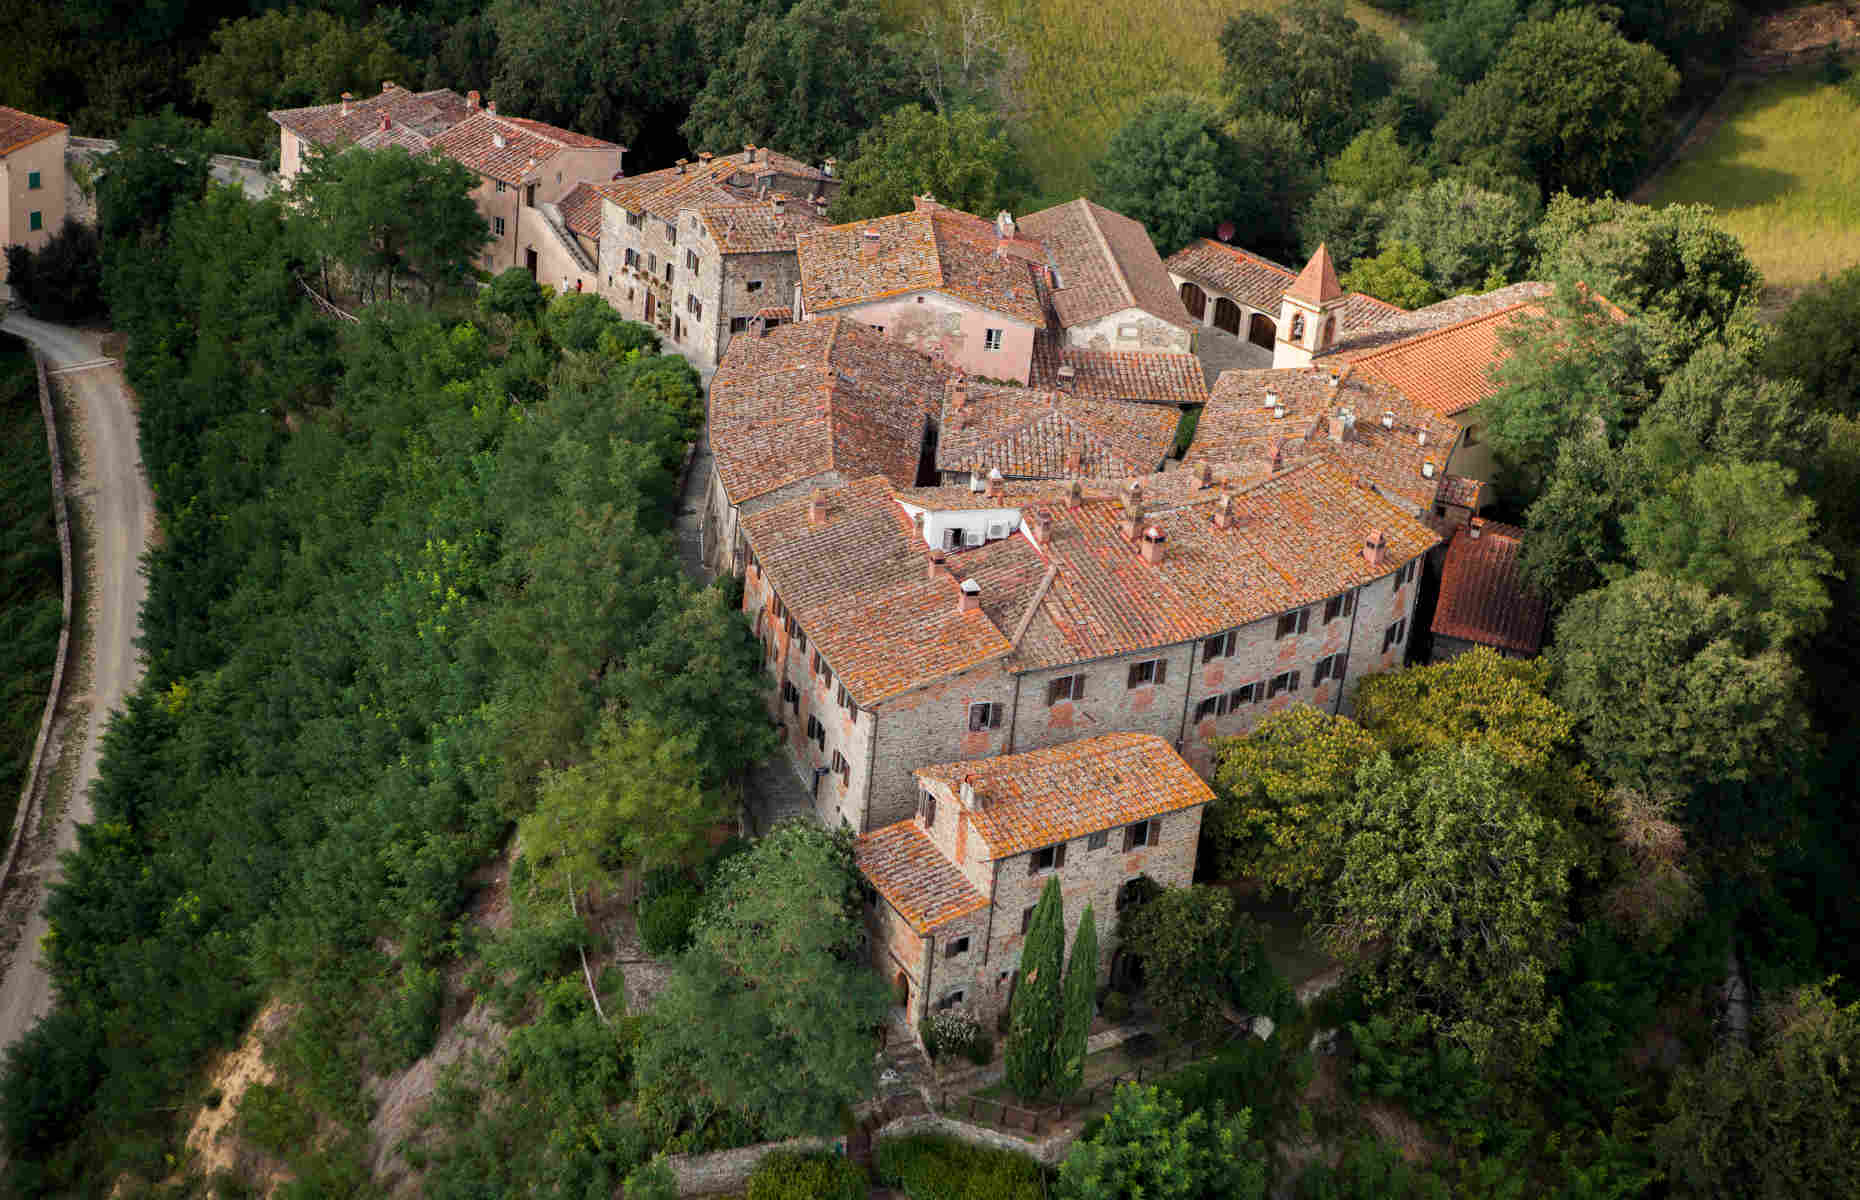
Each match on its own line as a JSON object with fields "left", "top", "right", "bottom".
{"left": 1076, "top": 198, "right": 1136, "bottom": 309}
{"left": 1009, "top": 564, "right": 1059, "bottom": 647}
{"left": 1204, "top": 239, "right": 1295, "bottom": 279}
{"left": 1349, "top": 299, "right": 1538, "bottom": 365}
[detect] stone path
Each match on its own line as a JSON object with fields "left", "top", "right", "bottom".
{"left": 1192, "top": 325, "right": 1273, "bottom": 386}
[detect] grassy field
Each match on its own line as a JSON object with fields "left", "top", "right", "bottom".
{"left": 1644, "top": 65, "right": 1860, "bottom": 290}
{"left": 0, "top": 333, "right": 62, "bottom": 836}
{"left": 882, "top": 0, "right": 1415, "bottom": 200}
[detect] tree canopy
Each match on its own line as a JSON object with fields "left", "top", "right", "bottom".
{"left": 1218, "top": 0, "right": 1392, "bottom": 159}
{"left": 1058, "top": 1083, "right": 1266, "bottom": 1200}
{"left": 1093, "top": 94, "right": 1242, "bottom": 257}
{"left": 828, "top": 104, "right": 1024, "bottom": 223}
{"left": 295, "top": 145, "right": 488, "bottom": 301}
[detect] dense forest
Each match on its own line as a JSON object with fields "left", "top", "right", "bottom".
{"left": 5, "top": 0, "right": 1860, "bottom": 1195}
{"left": 0, "top": 334, "right": 62, "bottom": 832}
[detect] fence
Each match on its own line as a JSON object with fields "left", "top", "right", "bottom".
{"left": 297, "top": 275, "right": 359, "bottom": 323}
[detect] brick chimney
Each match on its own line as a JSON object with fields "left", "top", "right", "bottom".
{"left": 927, "top": 551, "right": 947, "bottom": 579}
{"left": 675, "top": 158, "right": 688, "bottom": 175}
{"left": 1141, "top": 526, "right": 1167, "bottom": 564}
{"left": 467, "top": 90, "right": 481, "bottom": 109}
{"left": 697, "top": 151, "right": 714, "bottom": 168}
{"left": 961, "top": 775, "right": 982, "bottom": 810}
{"left": 486, "top": 100, "right": 497, "bottom": 115}
{"left": 1064, "top": 447, "right": 1082, "bottom": 475}
{"left": 1194, "top": 461, "right": 1213, "bottom": 489}
{"left": 1213, "top": 492, "right": 1236, "bottom": 530}
{"left": 1363, "top": 528, "right": 1387, "bottom": 569}
{"left": 808, "top": 490, "right": 829, "bottom": 525}
{"left": 382, "top": 80, "right": 396, "bottom": 93}
{"left": 1031, "top": 509, "right": 1053, "bottom": 545}
{"left": 958, "top": 578, "right": 982, "bottom": 613}
{"left": 914, "top": 511, "right": 928, "bottom": 544}
{"left": 1068, "top": 480, "right": 1084, "bottom": 509}
{"left": 860, "top": 228, "right": 881, "bottom": 261}
{"left": 985, "top": 467, "right": 1004, "bottom": 498}
{"left": 1055, "top": 364, "right": 1076, "bottom": 393}
{"left": 1121, "top": 479, "right": 1145, "bottom": 541}
{"left": 380, "top": 113, "right": 391, "bottom": 132}
{"left": 1328, "top": 408, "right": 1354, "bottom": 444}
{"left": 743, "top": 143, "right": 757, "bottom": 163}
{"left": 771, "top": 195, "right": 786, "bottom": 215}
{"left": 340, "top": 92, "right": 354, "bottom": 115}
{"left": 823, "top": 157, "right": 837, "bottom": 177}
{"left": 951, "top": 379, "right": 968, "bottom": 410}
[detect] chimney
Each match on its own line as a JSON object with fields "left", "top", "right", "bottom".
{"left": 1068, "top": 480, "right": 1084, "bottom": 509}
{"left": 1422, "top": 458, "right": 1437, "bottom": 479}
{"left": 491, "top": 130, "right": 505, "bottom": 149}
{"left": 808, "top": 490, "right": 829, "bottom": 525}
{"left": 913, "top": 511, "right": 928, "bottom": 543}
{"left": 961, "top": 776, "right": 980, "bottom": 810}
{"left": 1262, "top": 390, "right": 1278, "bottom": 409}
{"left": 743, "top": 143, "right": 757, "bottom": 163}
{"left": 951, "top": 379, "right": 969, "bottom": 410}
{"left": 995, "top": 210, "right": 1015, "bottom": 239}
{"left": 383, "top": 80, "right": 397, "bottom": 93}
{"left": 1055, "top": 364, "right": 1076, "bottom": 393}
{"left": 340, "top": 92, "right": 354, "bottom": 115}
{"left": 615, "top": 146, "right": 627, "bottom": 178}
{"left": 1213, "top": 492, "right": 1236, "bottom": 530}
{"left": 757, "top": 170, "right": 774, "bottom": 198}
{"left": 1381, "top": 410, "right": 1396, "bottom": 429}
{"left": 486, "top": 100, "right": 497, "bottom": 115}
{"left": 860, "top": 228, "right": 881, "bottom": 261}
{"left": 958, "top": 578, "right": 982, "bottom": 613}
{"left": 1417, "top": 429, "right": 1428, "bottom": 447}
{"left": 1269, "top": 441, "right": 1284, "bottom": 472}
{"left": 1064, "top": 447, "right": 1082, "bottom": 475}
{"left": 1328, "top": 409, "right": 1354, "bottom": 444}
{"left": 1194, "top": 461, "right": 1213, "bottom": 489}
{"left": 675, "top": 158, "right": 688, "bottom": 175}
{"left": 823, "top": 156, "right": 836, "bottom": 177}
{"left": 985, "top": 467, "right": 1004, "bottom": 498}
{"left": 697, "top": 150, "right": 714, "bottom": 168}
{"left": 1031, "top": 509, "right": 1053, "bottom": 545}
{"left": 927, "top": 551, "right": 947, "bottom": 578}
{"left": 1363, "top": 528, "right": 1387, "bottom": 569}
{"left": 1469, "top": 520, "right": 1483, "bottom": 540}
{"left": 380, "top": 113, "right": 391, "bottom": 132}
{"left": 812, "top": 196, "right": 828, "bottom": 217}
{"left": 1140, "top": 526, "right": 1167, "bottom": 565}
{"left": 771, "top": 196, "right": 786, "bottom": 215}
{"left": 1121, "top": 479, "right": 1145, "bottom": 541}
{"left": 467, "top": 90, "right": 481, "bottom": 110}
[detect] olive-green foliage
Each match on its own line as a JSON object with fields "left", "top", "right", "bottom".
{"left": 0, "top": 338, "right": 60, "bottom": 819}
{"left": 1055, "top": 904, "right": 1098, "bottom": 1095}
{"left": 1094, "top": 93, "right": 1243, "bottom": 257}
{"left": 3, "top": 220, "right": 106, "bottom": 323}
{"left": 1763, "top": 265, "right": 1860, "bottom": 416}
{"left": 1338, "top": 240, "right": 1440, "bottom": 309}
{"left": 1118, "top": 885, "right": 1260, "bottom": 1040}
{"left": 480, "top": 267, "right": 551, "bottom": 325}
{"left": 1157, "top": 1036, "right": 1311, "bottom": 1141}
{"left": 638, "top": 887, "right": 703, "bottom": 957}
{"left": 1218, "top": 0, "right": 1393, "bottom": 159}
{"left": 1345, "top": 1014, "right": 1487, "bottom": 1132}
{"left": 622, "top": 1159, "right": 679, "bottom": 1200}
{"left": 1295, "top": 1138, "right": 1450, "bottom": 1200}
{"left": 295, "top": 143, "right": 489, "bottom": 302}
{"left": 94, "top": 111, "right": 215, "bottom": 246}
{"left": 874, "top": 1133, "right": 1046, "bottom": 1200}
{"left": 1058, "top": 1082, "right": 1267, "bottom": 1200}
{"left": 745, "top": 1149, "right": 867, "bottom": 1200}
{"left": 829, "top": 104, "right": 1026, "bottom": 223}
{"left": 1210, "top": 704, "right": 1379, "bottom": 890}
{"left": 1383, "top": 177, "right": 1533, "bottom": 294}
{"left": 1006, "top": 876, "right": 1065, "bottom": 1097}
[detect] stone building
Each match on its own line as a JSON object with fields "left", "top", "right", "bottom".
{"left": 855, "top": 733, "right": 1209, "bottom": 1030}
{"left": 0, "top": 106, "right": 68, "bottom": 287}
{"left": 1166, "top": 238, "right": 1409, "bottom": 356}
{"left": 738, "top": 461, "right": 1438, "bottom": 832}
{"left": 593, "top": 146, "right": 838, "bottom": 366}
{"left": 1429, "top": 520, "right": 1548, "bottom": 659}
{"left": 1014, "top": 198, "right": 1197, "bottom": 354}
{"left": 933, "top": 379, "right": 1179, "bottom": 486}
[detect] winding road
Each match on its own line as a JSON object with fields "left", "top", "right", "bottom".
{"left": 0, "top": 313, "right": 150, "bottom": 1055}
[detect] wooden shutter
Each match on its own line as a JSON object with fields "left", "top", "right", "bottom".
{"left": 989, "top": 703, "right": 1002, "bottom": 729}
{"left": 1073, "top": 674, "right": 1085, "bottom": 700}
{"left": 1054, "top": 843, "right": 1067, "bottom": 870}
{"left": 1148, "top": 817, "right": 1161, "bottom": 845}
{"left": 1154, "top": 659, "right": 1168, "bottom": 686}
{"left": 1127, "top": 662, "right": 1142, "bottom": 689}
{"left": 1121, "top": 825, "right": 1134, "bottom": 852}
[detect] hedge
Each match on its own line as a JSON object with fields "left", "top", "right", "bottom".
{"left": 873, "top": 1133, "right": 1045, "bottom": 1200}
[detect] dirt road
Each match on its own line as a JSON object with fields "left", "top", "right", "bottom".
{"left": 0, "top": 314, "right": 150, "bottom": 1055}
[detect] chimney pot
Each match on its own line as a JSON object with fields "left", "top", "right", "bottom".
{"left": 995, "top": 210, "right": 1014, "bottom": 239}
{"left": 1064, "top": 447, "right": 1082, "bottom": 474}
{"left": 1417, "top": 429, "right": 1428, "bottom": 446}
{"left": 1122, "top": 478, "right": 1143, "bottom": 518}
{"left": 380, "top": 113, "right": 391, "bottom": 131}
{"left": 1141, "top": 526, "right": 1167, "bottom": 564}
{"left": 985, "top": 467, "right": 1004, "bottom": 498}
{"left": 382, "top": 80, "right": 395, "bottom": 93}
{"left": 1262, "top": 390, "right": 1278, "bottom": 409}
{"left": 1195, "top": 461, "right": 1213, "bottom": 488}
{"left": 1328, "top": 409, "right": 1353, "bottom": 444}
{"left": 1031, "top": 509, "right": 1053, "bottom": 545}
{"left": 1364, "top": 528, "right": 1387, "bottom": 568}
{"left": 860, "top": 228, "right": 880, "bottom": 261}
{"left": 961, "top": 776, "right": 979, "bottom": 809}
{"left": 743, "top": 143, "right": 757, "bottom": 163}
{"left": 468, "top": 90, "right": 481, "bottom": 109}
{"left": 958, "top": 578, "right": 982, "bottom": 613}
{"left": 1068, "top": 480, "right": 1084, "bottom": 509}
{"left": 340, "top": 92, "right": 354, "bottom": 114}
{"left": 823, "top": 157, "right": 836, "bottom": 177}
{"left": 1382, "top": 410, "right": 1396, "bottom": 429}
{"left": 927, "top": 551, "right": 947, "bottom": 578}
{"left": 676, "top": 157, "right": 688, "bottom": 174}
{"left": 486, "top": 100, "right": 496, "bottom": 115}
{"left": 771, "top": 195, "right": 785, "bottom": 215}
{"left": 1470, "top": 521, "right": 1483, "bottom": 540}
{"left": 1422, "top": 459, "right": 1437, "bottom": 479}
{"left": 808, "top": 490, "right": 829, "bottom": 525}
{"left": 1213, "top": 492, "right": 1236, "bottom": 530}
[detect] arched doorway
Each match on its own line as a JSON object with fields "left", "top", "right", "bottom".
{"left": 1180, "top": 281, "right": 1207, "bottom": 321}
{"left": 894, "top": 970, "right": 910, "bottom": 1009}
{"left": 1213, "top": 297, "right": 1242, "bottom": 336}
{"left": 1247, "top": 312, "right": 1276, "bottom": 349}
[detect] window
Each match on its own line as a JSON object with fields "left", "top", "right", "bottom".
{"left": 922, "top": 790, "right": 937, "bottom": 827}
{"left": 664, "top": 263, "right": 674, "bottom": 284}
{"left": 1046, "top": 674, "right": 1086, "bottom": 706}
{"left": 805, "top": 714, "right": 826, "bottom": 749}
{"left": 730, "top": 316, "right": 749, "bottom": 334}
{"left": 1314, "top": 652, "right": 1348, "bottom": 684}
{"left": 1087, "top": 830, "right": 1109, "bottom": 851}
{"left": 687, "top": 295, "right": 702, "bottom": 320}
{"left": 27, "top": 171, "right": 41, "bottom": 190}
{"left": 780, "top": 679, "right": 800, "bottom": 712}
{"left": 1126, "top": 658, "right": 1167, "bottom": 689}
{"left": 1290, "top": 313, "right": 1306, "bottom": 339}
{"left": 746, "top": 279, "right": 763, "bottom": 293}
{"left": 831, "top": 750, "right": 848, "bottom": 778}
{"left": 795, "top": 629, "right": 808, "bottom": 655}
{"left": 870, "top": 324, "right": 885, "bottom": 335}
{"left": 492, "top": 216, "right": 505, "bottom": 237}
{"left": 1382, "top": 618, "right": 1408, "bottom": 653}
{"left": 1275, "top": 608, "right": 1310, "bottom": 640}
{"left": 1117, "top": 324, "right": 1138, "bottom": 339}
{"left": 1229, "top": 681, "right": 1260, "bottom": 709}
{"left": 1194, "top": 696, "right": 1222, "bottom": 723}
{"left": 967, "top": 701, "right": 1003, "bottom": 731}
{"left": 1393, "top": 560, "right": 1417, "bottom": 590}
{"left": 836, "top": 683, "right": 859, "bottom": 723}
{"left": 945, "top": 936, "right": 970, "bottom": 958}
{"left": 1323, "top": 593, "right": 1355, "bottom": 624}
{"left": 936, "top": 990, "right": 965, "bottom": 1011}
{"left": 495, "top": 180, "right": 506, "bottom": 193}
{"left": 666, "top": 220, "right": 677, "bottom": 244}
{"left": 1029, "top": 843, "right": 1066, "bottom": 874}
{"left": 648, "top": 253, "right": 657, "bottom": 272}
{"left": 685, "top": 250, "right": 698, "bottom": 271}
{"left": 984, "top": 328, "right": 1004, "bottom": 352}
{"left": 1202, "top": 631, "right": 1237, "bottom": 662}
{"left": 625, "top": 248, "right": 638, "bottom": 269}
{"left": 626, "top": 211, "right": 641, "bottom": 227}
{"left": 810, "top": 650, "right": 833, "bottom": 690}
{"left": 1463, "top": 425, "right": 1479, "bottom": 446}
{"left": 942, "top": 527, "right": 966, "bottom": 551}
{"left": 1021, "top": 906, "right": 1036, "bottom": 934}
{"left": 1123, "top": 819, "right": 1160, "bottom": 851}
{"left": 1268, "top": 670, "right": 1301, "bottom": 698}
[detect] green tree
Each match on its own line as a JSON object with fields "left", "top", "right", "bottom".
{"left": 1518, "top": 432, "right": 1647, "bottom": 608}
{"left": 1006, "top": 876, "right": 1064, "bottom": 1098}
{"left": 94, "top": 109, "right": 213, "bottom": 246}
{"left": 3, "top": 219, "right": 105, "bottom": 322}
{"left": 1093, "top": 94, "right": 1241, "bottom": 257}
{"left": 1224, "top": 112, "right": 1322, "bottom": 258}
{"left": 1421, "top": 0, "right": 1521, "bottom": 84}
{"left": 1549, "top": 572, "right": 1808, "bottom": 837}
{"left": 1339, "top": 240, "right": 1440, "bottom": 309}
{"left": 1434, "top": 10, "right": 1678, "bottom": 198}
{"left": 828, "top": 105, "right": 1024, "bottom": 223}
{"left": 1325, "top": 126, "right": 1428, "bottom": 203}
{"left": 189, "top": 9, "right": 410, "bottom": 158}
{"left": 296, "top": 145, "right": 489, "bottom": 301}
{"left": 1055, "top": 904, "right": 1097, "bottom": 1097}
{"left": 1653, "top": 982, "right": 1860, "bottom": 1200}
{"left": 1323, "top": 745, "right": 1578, "bottom": 1065}
{"left": 1622, "top": 460, "right": 1835, "bottom": 644}
{"left": 1210, "top": 704, "right": 1378, "bottom": 890}
{"left": 481, "top": 267, "right": 550, "bottom": 325}
{"left": 1297, "top": 184, "right": 1384, "bottom": 271}
{"left": 1383, "top": 177, "right": 1532, "bottom": 295}
{"left": 681, "top": 0, "right": 919, "bottom": 163}
{"left": 1629, "top": 342, "right": 1824, "bottom": 477}
{"left": 1118, "top": 885, "right": 1259, "bottom": 1039}
{"left": 638, "top": 821, "right": 889, "bottom": 1137}
{"left": 1218, "top": 0, "right": 1393, "bottom": 158}
{"left": 1058, "top": 1083, "right": 1267, "bottom": 1200}
{"left": 1533, "top": 194, "right": 1764, "bottom": 375}
{"left": 1762, "top": 265, "right": 1860, "bottom": 416}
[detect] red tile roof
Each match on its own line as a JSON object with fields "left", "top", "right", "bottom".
{"left": 1286, "top": 244, "right": 1344, "bottom": 305}
{"left": 353, "top": 120, "right": 433, "bottom": 153}
{"left": 916, "top": 733, "right": 1212, "bottom": 859}
{"left": 498, "top": 116, "right": 615, "bottom": 149}
{"left": 1437, "top": 474, "right": 1485, "bottom": 509}
{"left": 797, "top": 206, "right": 1046, "bottom": 326}
{"left": 856, "top": 820, "right": 990, "bottom": 933}
{"left": 269, "top": 85, "right": 474, "bottom": 150}
{"left": 1344, "top": 302, "right": 1539, "bottom": 419}
{"left": 431, "top": 111, "right": 617, "bottom": 184}
{"left": 557, "top": 181, "right": 605, "bottom": 240}
{"left": 1030, "top": 339, "right": 1209, "bottom": 406}
{"left": 936, "top": 384, "right": 1180, "bottom": 480}
{"left": 1018, "top": 198, "right": 1194, "bottom": 331}
{"left": 0, "top": 106, "right": 66, "bottom": 157}
{"left": 1165, "top": 240, "right": 1296, "bottom": 310}
{"left": 710, "top": 319, "right": 950, "bottom": 506}
{"left": 698, "top": 200, "right": 831, "bottom": 254}
{"left": 598, "top": 149, "right": 832, "bottom": 234}
{"left": 1431, "top": 521, "right": 1548, "bottom": 655}
{"left": 1185, "top": 367, "right": 1459, "bottom": 514}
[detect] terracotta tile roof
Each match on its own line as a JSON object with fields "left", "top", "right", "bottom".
{"left": 557, "top": 181, "right": 604, "bottom": 240}
{"left": 1030, "top": 340, "right": 1209, "bottom": 406}
{"left": 1343, "top": 302, "right": 1540, "bottom": 419}
{"left": 936, "top": 383, "right": 1179, "bottom": 480}
{"left": 1166, "top": 240, "right": 1296, "bottom": 310}
{"left": 742, "top": 476, "right": 1017, "bottom": 703}
{"left": 1322, "top": 281, "right": 1554, "bottom": 359}
{"left": 430, "top": 111, "right": 617, "bottom": 184}
{"left": 1437, "top": 474, "right": 1485, "bottom": 509}
{"left": 1018, "top": 198, "right": 1194, "bottom": 331}
{"left": 710, "top": 318, "right": 951, "bottom": 506}
{"left": 353, "top": 120, "right": 433, "bottom": 153}
{"left": 1286, "top": 244, "right": 1344, "bottom": 304}
{"left": 0, "top": 106, "right": 66, "bottom": 157}
{"left": 756, "top": 305, "right": 793, "bottom": 320}
{"left": 269, "top": 85, "right": 473, "bottom": 150}
{"left": 597, "top": 149, "right": 831, "bottom": 231}
{"left": 1184, "top": 367, "right": 1459, "bottom": 514}
{"left": 697, "top": 200, "right": 831, "bottom": 253}
{"left": 1431, "top": 521, "right": 1548, "bottom": 655}
{"left": 916, "top": 733, "right": 1213, "bottom": 859}
{"left": 855, "top": 820, "right": 989, "bottom": 933}
{"left": 796, "top": 206, "right": 1046, "bottom": 326}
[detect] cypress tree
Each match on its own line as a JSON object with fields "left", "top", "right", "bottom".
{"left": 1006, "top": 876, "right": 1065, "bottom": 1098}
{"left": 1055, "top": 903, "right": 1098, "bottom": 1097}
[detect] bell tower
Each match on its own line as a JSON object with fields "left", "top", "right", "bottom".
{"left": 1274, "top": 244, "right": 1347, "bottom": 369}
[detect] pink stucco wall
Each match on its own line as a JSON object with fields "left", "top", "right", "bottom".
{"left": 827, "top": 290, "right": 1036, "bottom": 383}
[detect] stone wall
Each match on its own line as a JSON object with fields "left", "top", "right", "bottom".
{"left": 1066, "top": 306, "right": 1194, "bottom": 355}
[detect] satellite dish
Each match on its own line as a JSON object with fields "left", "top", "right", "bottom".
{"left": 1217, "top": 221, "right": 1235, "bottom": 242}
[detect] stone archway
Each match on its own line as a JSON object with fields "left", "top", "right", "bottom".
{"left": 1180, "top": 281, "right": 1207, "bottom": 321}
{"left": 1213, "top": 296, "right": 1242, "bottom": 336}
{"left": 1247, "top": 312, "right": 1276, "bottom": 349}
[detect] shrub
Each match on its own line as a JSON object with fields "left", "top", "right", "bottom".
{"left": 1101, "top": 991, "right": 1131, "bottom": 1023}
{"left": 1295, "top": 1137, "right": 1450, "bottom": 1199}
{"left": 745, "top": 1149, "right": 865, "bottom": 1200}
{"left": 622, "top": 1158, "right": 678, "bottom": 1200}
{"left": 965, "top": 1033, "right": 994, "bottom": 1067}
{"left": 639, "top": 866, "right": 692, "bottom": 903}
{"left": 1346, "top": 1014, "right": 1487, "bottom": 1131}
{"left": 638, "top": 888, "right": 702, "bottom": 957}
{"left": 1159, "top": 1037, "right": 1314, "bottom": 1140}
{"left": 921, "top": 1011, "right": 982, "bottom": 1062}
{"left": 381, "top": 962, "right": 445, "bottom": 1066}
{"left": 875, "top": 1133, "right": 1045, "bottom": 1200}
{"left": 3, "top": 220, "right": 106, "bottom": 323}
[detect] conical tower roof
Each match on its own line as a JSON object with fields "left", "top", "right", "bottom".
{"left": 1285, "top": 243, "right": 1344, "bottom": 305}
